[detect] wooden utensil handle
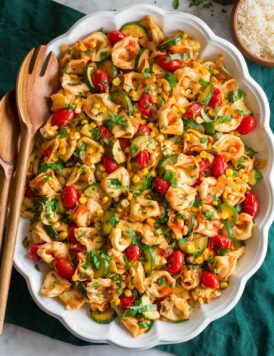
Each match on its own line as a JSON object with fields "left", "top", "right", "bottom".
{"left": 0, "top": 172, "right": 13, "bottom": 253}
{"left": 0, "top": 127, "right": 33, "bottom": 334}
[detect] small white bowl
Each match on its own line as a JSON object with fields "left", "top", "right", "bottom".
{"left": 14, "top": 4, "right": 274, "bottom": 349}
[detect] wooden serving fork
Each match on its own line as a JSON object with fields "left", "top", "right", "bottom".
{"left": 0, "top": 46, "right": 59, "bottom": 334}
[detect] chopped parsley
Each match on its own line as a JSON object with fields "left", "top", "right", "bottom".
{"left": 173, "top": 0, "right": 179, "bottom": 9}
{"left": 204, "top": 209, "right": 214, "bottom": 221}
{"left": 165, "top": 72, "right": 177, "bottom": 89}
{"left": 59, "top": 126, "right": 68, "bottom": 138}
{"left": 105, "top": 113, "right": 126, "bottom": 129}
{"left": 227, "top": 90, "right": 245, "bottom": 103}
{"left": 22, "top": 236, "right": 30, "bottom": 248}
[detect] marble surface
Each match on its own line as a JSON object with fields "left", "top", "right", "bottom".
{"left": 0, "top": 0, "right": 234, "bottom": 355}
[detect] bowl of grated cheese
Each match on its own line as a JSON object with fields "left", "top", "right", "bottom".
{"left": 231, "top": 0, "right": 274, "bottom": 67}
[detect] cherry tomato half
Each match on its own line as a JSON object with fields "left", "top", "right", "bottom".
{"left": 208, "top": 87, "right": 222, "bottom": 109}
{"left": 157, "top": 54, "right": 182, "bottom": 72}
{"left": 201, "top": 271, "right": 219, "bottom": 289}
{"left": 167, "top": 249, "right": 184, "bottom": 274}
{"left": 102, "top": 154, "right": 118, "bottom": 173}
{"left": 243, "top": 192, "right": 259, "bottom": 218}
{"left": 159, "top": 246, "right": 173, "bottom": 259}
{"left": 208, "top": 234, "right": 231, "bottom": 254}
{"left": 195, "top": 159, "right": 212, "bottom": 185}
{"left": 119, "top": 138, "right": 130, "bottom": 150}
{"left": 119, "top": 295, "right": 136, "bottom": 310}
{"left": 69, "top": 243, "right": 86, "bottom": 253}
{"left": 237, "top": 115, "right": 256, "bottom": 135}
{"left": 212, "top": 154, "right": 228, "bottom": 177}
{"left": 135, "top": 124, "right": 151, "bottom": 137}
{"left": 68, "top": 224, "right": 78, "bottom": 244}
{"left": 61, "top": 186, "right": 79, "bottom": 210}
{"left": 54, "top": 257, "right": 76, "bottom": 279}
{"left": 25, "top": 186, "right": 34, "bottom": 198}
{"left": 100, "top": 126, "right": 111, "bottom": 140}
{"left": 43, "top": 146, "right": 54, "bottom": 158}
{"left": 108, "top": 31, "right": 125, "bottom": 45}
{"left": 125, "top": 245, "right": 141, "bottom": 262}
{"left": 51, "top": 108, "right": 75, "bottom": 128}
{"left": 185, "top": 103, "right": 203, "bottom": 119}
{"left": 136, "top": 150, "right": 150, "bottom": 167}
{"left": 138, "top": 92, "right": 153, "bottom": 117}
{"left": 92, "top": 68, "right": 109, "bottom": 92}
{"left": 28, "top": 244, "right": 41, "bottom": 260}
{"left": 154, "top": 176, "right": 171, "bottom": 195}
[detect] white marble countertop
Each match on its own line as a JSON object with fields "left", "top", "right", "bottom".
{"left": 0, "top": 1, "right": 234, "bottom": 355}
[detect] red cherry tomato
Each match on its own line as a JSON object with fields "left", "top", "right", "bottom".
{"left": 138, "top": 92, "right": 153, "bottom": 117}
{"left": 185, "top": 103, "right": 203, "bottom": 119}
{"left": 69, "top": 243, "right": 86, "bottom": 253}
{"left": 208, "top": 87, "right": 222, "bottom": 109}
{"left": 125, "top": 245, "right": 141, "bottom": 262}
{"left": 201, "top": 271, "right": 219, "bottom": 289}
{"left": 157, "top": 54, "right": 182, "bottom": 72}
{"left": 54, "top": 258, "right": 76, "bottom": 279}
{"left": 25, "top": 186, "right": 34, "bottom": 198}
{"left": 43, "top": 146, "right": 54, "bottom": 158}
{"left": 195, "top": 159, "right": 212, "bottom": 185}
{"left": 167, "top": 249, "right": 184, "bottom": 274}
{"left": 154, "top": 176, "right": 171, "bottom": 195}
{"left": 237, "top": 115, "right": 256, "bottom": 135}
{"left": 119, "top": 295, "right": 136, "bottom": 310}
{"left": 100, "top": 126, "right": 111, "bottom": 140}
{"left": 61, "top": 186, "right": 79, "bottom": 210}
{"left": 28, "top": 244, "right": 41, "bottom": 260}
{"left": 92, "top": 68, "right": 109, "bottom": 92}
{"left": 136, "top": 150, "right": 150, "bottom": 167}
{"left": 159, "top": 246, "right": 173, "bottom": 259}
{"left": 155, "top": 299, "right": 162, "bottom": 312}
{"left": 208, "top": 234, "right": 231, "bottom": 254}
{"left": 102, "top": 154, "right": 118, "bottom": 173}
{"left": 243, "top": 192, "right": 259, "bottom": 218}
{"left": 212, "top": 154, "right": 228, "bottom": 177}
{"left": 119, "top": 138, "right": 130, "bottom": 150}
{"left": 51, "top": 108, "right": 75, "bottom": 128}
{"left": 108, "top": 31, "right": 125, "bottom": 45}
{"left": 68, "top": 224, "right": 78, "bottom": 244}
{"left": 135, "top": 124, "right": 151, "bottom": 137}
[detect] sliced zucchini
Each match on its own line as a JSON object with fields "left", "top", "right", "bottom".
{"left": 143, "top": 245, "right": 155, "bottom": 276}
{"left": 111, "top": 91, "right": 133, "bottom": 116}
{"left": 130, "top": 135, "right": 156, "bottom": 157}
{"left": 140, "top": 294, "right": 160, "bottom": 320}
{"left": 93, "top": 253, "right": 110, "bottom": 278}
{"left": 157, "top": 154, "right": 179, "bottom": 176}
{"left": 220, "top": 203, "right": 238, "bottom": 226}
{"left": 222, "top": 220, "right": 234, "bottom": 240}
{"left": 102, "top": 210, "right": 119, "bottom": 235}
{"left": 135, "top": 48, "right": 150, "bottom": 72}
{"left": 249, "top": 169, "right": 263, "bottom": 186}
{"left": 198, "top": 84, "right": 214, "bottom": 106}
{"left": 185, "top": 120, "right": 205, "bottom": 133}
{"left": 112, "top": 140, "right": 126, "bottom": 164}
{"left": 139, "top": 320, "right": 154, "bottom": 332}
{"left": 83, "top": 64, "right": 96, "bottom": 92}
{"left": 201, "top": 107, "right": 212, "bottom": 123}
{"left": 120, "top": 22, "right": 148, "bottom": 38}
{"left": 98, "top": 59, "right": 118, "bottom": 80}
{"left": 91, "top": 309, "right": 116, "bottom": 324}
{"left": 186, "top": 214, "right": 195, "bottom": 236}
{"left": 179, "top": 236, "right": 208, "bottom": 256}
{"left": 158, "top": 33, "right": 183, "bottom": 50}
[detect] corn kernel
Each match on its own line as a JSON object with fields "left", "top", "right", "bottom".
{"left": 74, "top": 132, "right": 81, "bottom": 140}
{"left": 226, "top": 168, "right": 233, "bottom": 177}
{"left": 150, "top": 131, "right": 156, "bottom": 137}
{"left": 102, "top": 196, "right": 109, "bottom": 204}
{"left": 221, "top": 211, "right": 229, "bottom": 220}
{"left": 75, "top": 107, "right": 81, "bottom": 114}
{"left": 207, "top": 143, "right": 212, "bottom": 150}
{"left": 125, "top": 147, "right": 130, "bottom": 153}
{"left": 72, "top": 275, "right": 78, "bottom": 282}
{"left": 112, "top": 77, "right": 121, "bottom": 86}
{"left": 81, "top": 119, "right": 88, "bottom": 125}
{"left": 87, "top": 147, "right": 95, "bottom": 154}
{"left": 186, "top": 243, "right": 195, "bottom": 254}
{"left": 151, "top": 170, "right": 157, "bottom": 177}
{"left": 125, "top": 289, "right": 132, "bottom": 297}
{"left": 200, "top": 151, "right": 207, "bottom": 159}
{"left": 213, "top": 200, "right": 218, "bottom": 206}
{"left": 184, "top": 133, "right": 190, "bottom": 141}
{"left": 79, "top": 197, "right": 87, "bottom": 204}
{"left": 242, "top": 174, "right": 249, "bottom": 182}
{"left": 79, "top": 42, "right": 87, "bottom": 51}
{"left": 117, "top": 207, "right": 122, "bottom": 213}
{"left": 60, "top": 231, "right": 68, "bottom": 239}
{"left": 53, "top": 222, "right": 60, "bottom": 229}
{"left": 135, "top": 112, "right": 141, "bottom": 118}
{"left": 128, "top": 192, "right": 133, "bottom": 201}
{"left": 223, "top": 191, "right": 228, "bottom": 199}
{"left": 59, "top": 147, "right": 66, "bottom": 155}
{"left": 229, "top": 146, "right": 237, "bottom": 153}
{"left": 235, "top": 185, "right": 241, "bottom": 192}
{"left": 227, "top": 177, "right": 233, "bottom": 182}
{"left": 213, "top": 69, "right": 219, "bottom": 75}
{"left": 101, "top": 106, "right": 107, "bottom": 113}
{"left": 180, "top": 88, "right": 185, "bottom": 95}
{"left": 178, "top": 106, "right": 186, "bottom": 114}
{"left": 114, "top": 298, "right": 120, "bottom": 306}
{"left": 147, "top": 122, "right": 154, "bottom": 128}
{"left": 220, "top": 282, "right": 228, "bottom": 289}
{"left": 196, "top": 156, "right": 202, "bottom": 163}
{"left": 183, "top": 32, "right": 188, "bottom": 39}
{"left": 209, "top": 109, "right": 215, "bottom": 116}
{"left": 90, "top": 123, "right": 97, "bottom": 129}
{"left": 130, "top": 90, "right": 137, "bottom": 97}
{"left": 99, "top": 165, "right": 105, "bottom": 172}
{"left": 94, "top": 103, "right": 100, "bottom": 109}
{"left": 142, "top": 168, "right": 149, "bottom": 175}
{"left": 96, "top": 209, "right": 104, "bottom": 217}
{"left": 203, "top": 248, "right": 209, "bottom": 260}
{"left": 132, "top": 175, "right": 140, "bottom": 183}
{"left": 140, "top": 119, "right": 147, "bottom": 125}
{"left": 146, "top": 218, "right": 154, "bottom": 226}
{"left": 157, "top": 134, "right": 165, "bottom": 142}
{"left": 195, "top": 256, "right": 203, "bottom": 264}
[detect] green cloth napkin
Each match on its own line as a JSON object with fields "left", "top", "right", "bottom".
{"left": 1, "top": 0, "right": 273, "bottom": 354}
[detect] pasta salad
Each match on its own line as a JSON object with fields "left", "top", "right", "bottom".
{"left": 22, "top": 16, "right": 262, "bottom": 337}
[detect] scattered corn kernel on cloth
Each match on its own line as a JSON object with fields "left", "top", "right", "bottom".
{"left": 0, "top": 0, "right": 273, "bottom": 354}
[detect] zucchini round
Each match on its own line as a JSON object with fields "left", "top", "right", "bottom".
{"left": 222, "top": 220, "right": 234, "bottom": 240}
{"left": 140, "top": 294, "right": 160, "bottom": 320}
{"left": 157, "top": 154, "right": 178, "bottom": 176}
{"left": 93, "top": 253, "right": 110, "bottom": 278}
{"left": 186, "top": 214, "right": 195, "bottom": 236}
{"left": 179, "top": 236, "right": 208, "bottom": 256}
{"left": 158, "top": 33, "right": 183, "bottom": 50}
{"left": 91, "top": 309, "right": 116, "bottom": 324}
{"left": 98, "top": 59, "right": 118, "bottom": 80}
{"left": 220, "top": 203, "right": 238, "bottom": 226}
{"left": 111, "top": 91, "right": 133, "bottom": 115}
{"left": 120, "top": 22, "right": 148, "bottom": 38}
{"left": 83, "top": 64, "right": 96, "bottom": 92}
{"left": 143, "top": 246, "right": 155, "bottom": 276}
{"left": 198, "top": 84, "right": 214, "bottom": 105}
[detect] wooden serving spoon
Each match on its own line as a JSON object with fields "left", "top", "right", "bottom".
{"left": 0, "top": 91, "right": 20, "bottom": 254}
{"left": 0, "top": 45, "right": 59, "bottom": 334}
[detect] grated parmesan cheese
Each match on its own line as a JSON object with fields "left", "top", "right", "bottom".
{"left": 237, "top": 0, "right": 274, "bottom": 59}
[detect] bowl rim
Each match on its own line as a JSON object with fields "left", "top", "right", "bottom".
{"left": 14, "top": 3, "right": 274, "bottom": 349}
